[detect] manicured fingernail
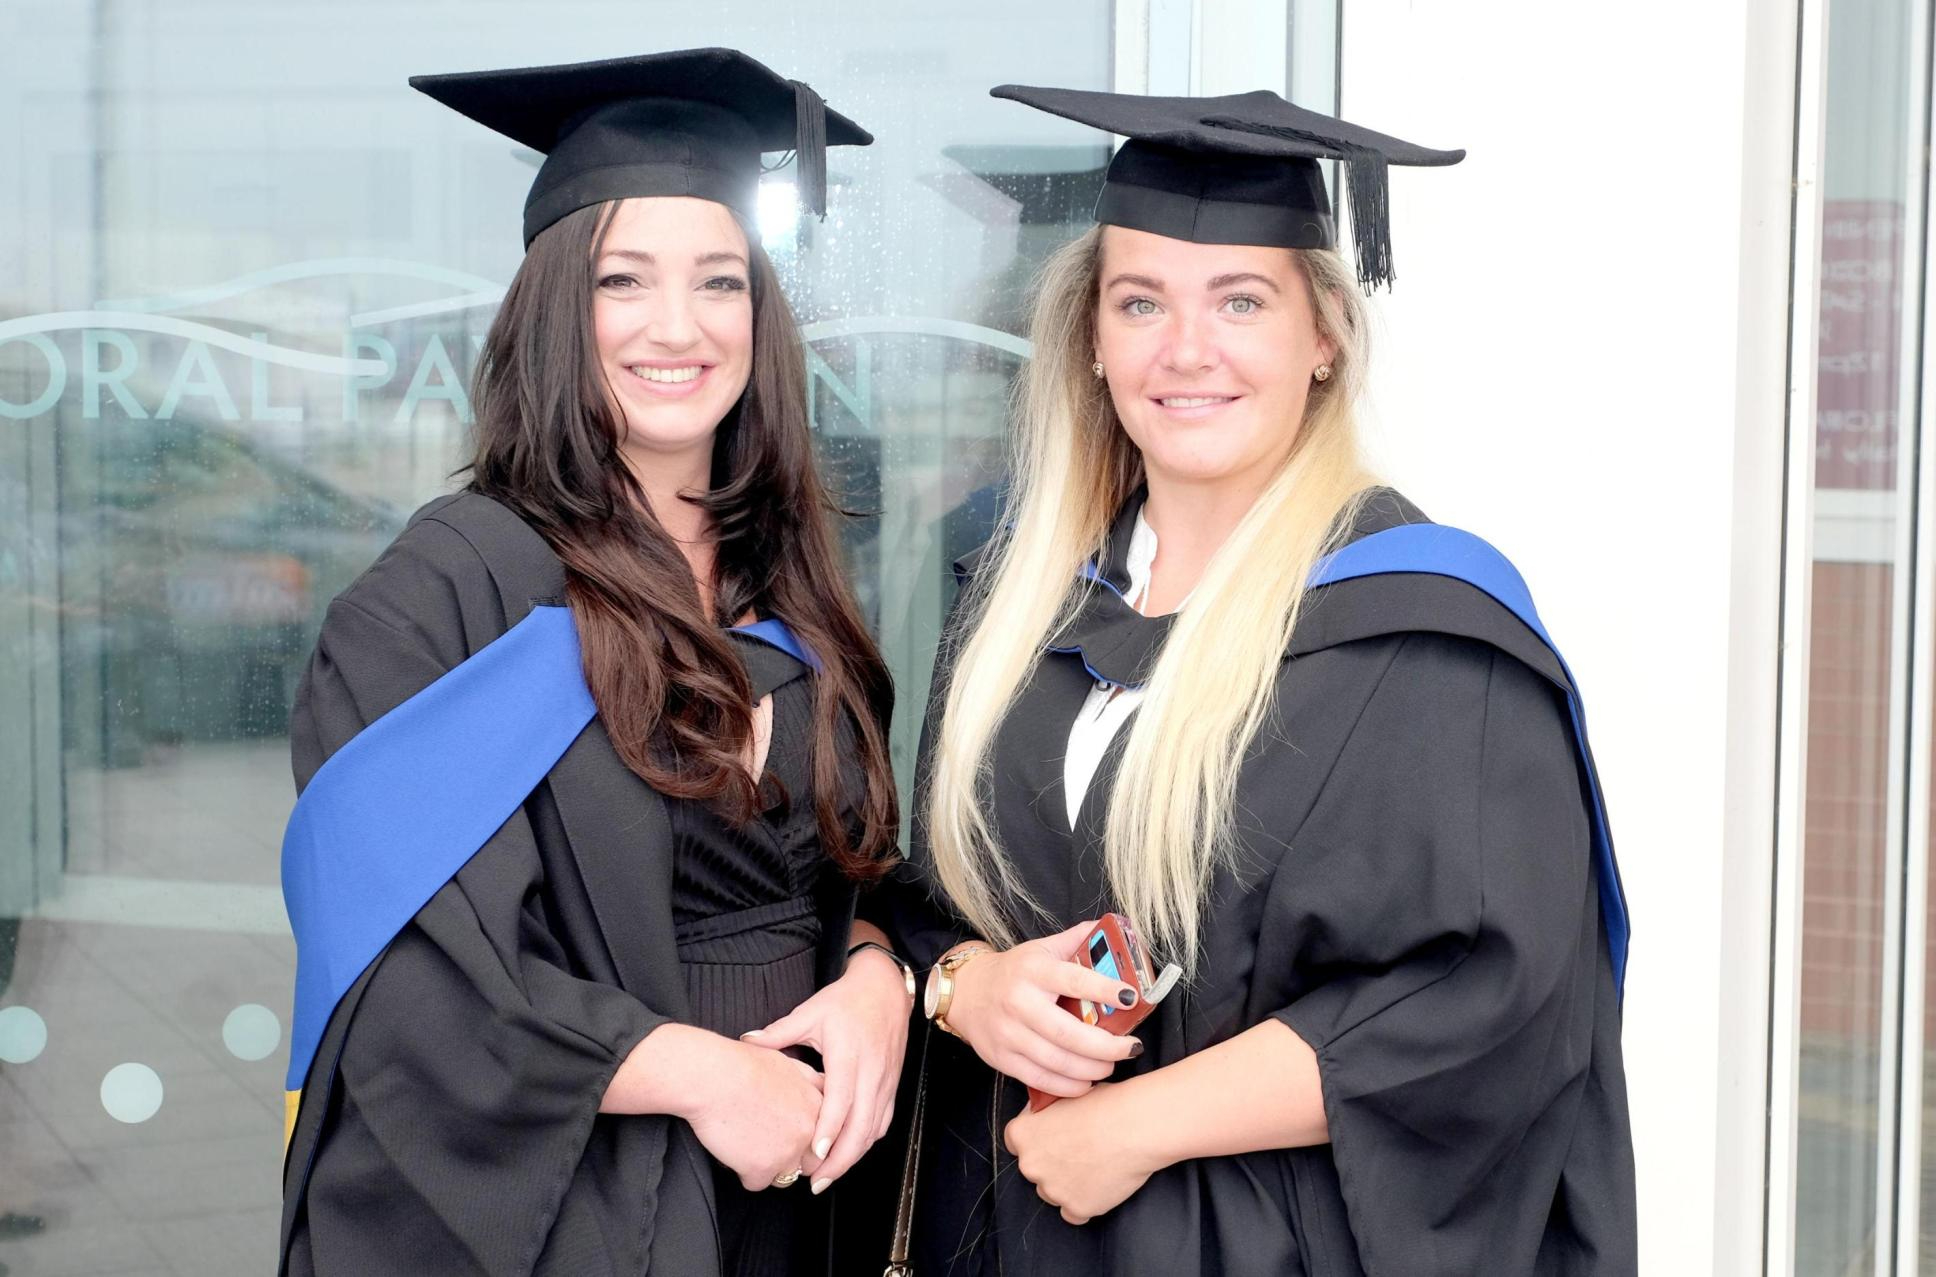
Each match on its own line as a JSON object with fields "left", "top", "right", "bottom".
{"left": 739, "top": 1030, "right": 765, "bottom": 1039}
{"left": 1128, "top": 1039, "right": 1144, "bottom": 1058}
{"left": 811, "top": 1177, "right": 832, "bottom": 1195}
{"left": 813, "top": 1137, "right": 832, "bottom": 1160}
{"left": 1117, "top": 987, "right": 1137, "bottom": 1008}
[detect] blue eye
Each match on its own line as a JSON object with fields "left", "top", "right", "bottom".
{"left": 1122, "top": 297, "right": 1159, "bottom": 317}
{"left": 1225, "top": 295, "right": 1262, "bottom": 315}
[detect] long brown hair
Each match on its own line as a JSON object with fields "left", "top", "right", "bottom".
{"left": 467, "top": 201, "right": 897, "bottom": 878}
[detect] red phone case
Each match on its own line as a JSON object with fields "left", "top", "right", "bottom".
{"left": 1026, "top": 914, "right": 1155, "bottom": 1111}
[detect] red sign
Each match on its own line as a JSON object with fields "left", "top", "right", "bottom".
{"left": 1817, "top": 199, "right": 1905, "bottom": 490}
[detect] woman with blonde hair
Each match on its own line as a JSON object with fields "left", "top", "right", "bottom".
{"left": 886, "top": 86, "right": 1636, "bottom": 1275}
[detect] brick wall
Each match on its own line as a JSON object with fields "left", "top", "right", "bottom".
{"left": 1800, "top": 560, "right": 1894, "bottom": 1043}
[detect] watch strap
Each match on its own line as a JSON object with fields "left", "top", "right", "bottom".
{"left": 847, "top": 940, "right": 916, "bottom": 999}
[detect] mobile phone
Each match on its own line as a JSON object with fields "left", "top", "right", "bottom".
{"left": 1073, "top": 913, "right": 1151, "bottom": 1026}
{"left": 1026, "top": 913, "right": 1182, "bottom": 1111}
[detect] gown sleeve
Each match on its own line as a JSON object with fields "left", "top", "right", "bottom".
{"left": 1266, "top": 631, "right": 1623, "bottom": 1276}
{"left": 283, "top": 515, "right": 671, "bottom": 1274}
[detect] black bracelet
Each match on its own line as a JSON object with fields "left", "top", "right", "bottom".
{"left": 846, "top": 940, "right": 917, "bottom": 997}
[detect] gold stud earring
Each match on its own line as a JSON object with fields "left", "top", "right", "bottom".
{"left": 1313, "top": 364, "right": 1332, "bottom": 383}
{"left": 1092, "top": 360, "right": 1105, "bottom": 378}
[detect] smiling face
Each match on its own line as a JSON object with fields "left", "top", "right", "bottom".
{"left": 1093, "top": 226, "right": 1335, "bottom": 494}
{"left": 592, "top": 196, "right": 755, "bottom": 481}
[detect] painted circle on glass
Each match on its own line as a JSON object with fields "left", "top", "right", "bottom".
{"left": 221, "top": 1004, "right": 281, "bottom": 1062}
{"left": 0, "top": 1006, "right": 47, "bottom": 1064}
{"left": 100, "top": 1063, "right": 164, "bottom": 1123}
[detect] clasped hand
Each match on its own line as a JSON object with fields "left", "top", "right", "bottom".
{"left": 690, "top": 947, "right": 909, "bottom": 1194}
{"left": 1005, "top": 1082, "right": 1160, "bottom": 1225}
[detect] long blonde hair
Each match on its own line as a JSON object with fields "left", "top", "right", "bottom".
{"left": 925, "top": 226, "right": 1377, "bottom": 967}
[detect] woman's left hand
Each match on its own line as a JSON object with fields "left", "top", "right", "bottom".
{"left": 1005, "top": 1082, "right": 1163, "bottom": 1225}
{"left": 744, "top": 946, "right": 911, "bottom": 1194}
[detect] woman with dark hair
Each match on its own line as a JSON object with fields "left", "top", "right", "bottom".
{"left": 278, "top": 51, "right": 912, "bottom": 1276}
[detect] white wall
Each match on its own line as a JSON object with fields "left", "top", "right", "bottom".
{"left": 1340, "top": 1, "right": 1792, "bottom": 1271}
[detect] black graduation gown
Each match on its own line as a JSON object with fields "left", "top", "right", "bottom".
{"left": 884, "top": 490, "right": 1637, "bottom": 1277}
{"left": 278, "top": 491, "right": 864, "bottom": 1276}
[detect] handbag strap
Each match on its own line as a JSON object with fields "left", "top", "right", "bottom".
{"left": 884, "top": 1019, "right": 934, "bottom": 1277}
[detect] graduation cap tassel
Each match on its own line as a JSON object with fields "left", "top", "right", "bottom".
{"left": 1193, "top": 112, "right": 1425, "bottom": 292}
{"left": 791, "top": 79, "right": 829, "bottom": 219}
{"left": 1344, "top": 146, "right": 1393, "bottom": 292}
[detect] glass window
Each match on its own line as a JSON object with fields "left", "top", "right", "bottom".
{"left": 0, "top": 5, "right": 1136, "bottom": 1269}
{"left": 1793, "top": 0, "right": 1922, "bottom": 1267}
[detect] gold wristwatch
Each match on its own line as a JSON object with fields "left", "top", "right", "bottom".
{"left": 923, "top": 944, "right": 990, "bottom": 1037}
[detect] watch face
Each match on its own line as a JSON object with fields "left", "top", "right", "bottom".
{"left": 923, "top": 967, "right": 943, "bottom": 1019}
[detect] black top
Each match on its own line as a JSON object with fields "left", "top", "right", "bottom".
{"left": 667, "top": 633, "right": 837, "bottom": 1277}
{"left": 279, "top": 493, "right": 872, "bottom": 1276}
{"left": 883, "top": 489, "right": 1637, "bottom": 1276}
{"left": 669, "top": 632, "right": 827, "bottom": 1042}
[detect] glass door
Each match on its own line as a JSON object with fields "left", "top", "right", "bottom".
{"left": 1783, "top": 0, "right": 1935, "bottom": 1271}
{"left": 0, "top": 4, "right": 1150, "bottom": 1270}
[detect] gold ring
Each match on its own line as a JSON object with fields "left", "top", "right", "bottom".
{"left": 772, "top": 1168, "right": 801, "bottom": 1188}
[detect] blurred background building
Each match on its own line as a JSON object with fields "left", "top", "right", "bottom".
{"left": 0, "top": 0, "right": 1917, "bottom": 1272}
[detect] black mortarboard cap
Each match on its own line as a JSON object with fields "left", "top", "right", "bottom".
{"left": 411, "top": 49, "right": 872, "bottom": 247}
{"left": 990, "top": 84, "right": 1462, "bottom": 289}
